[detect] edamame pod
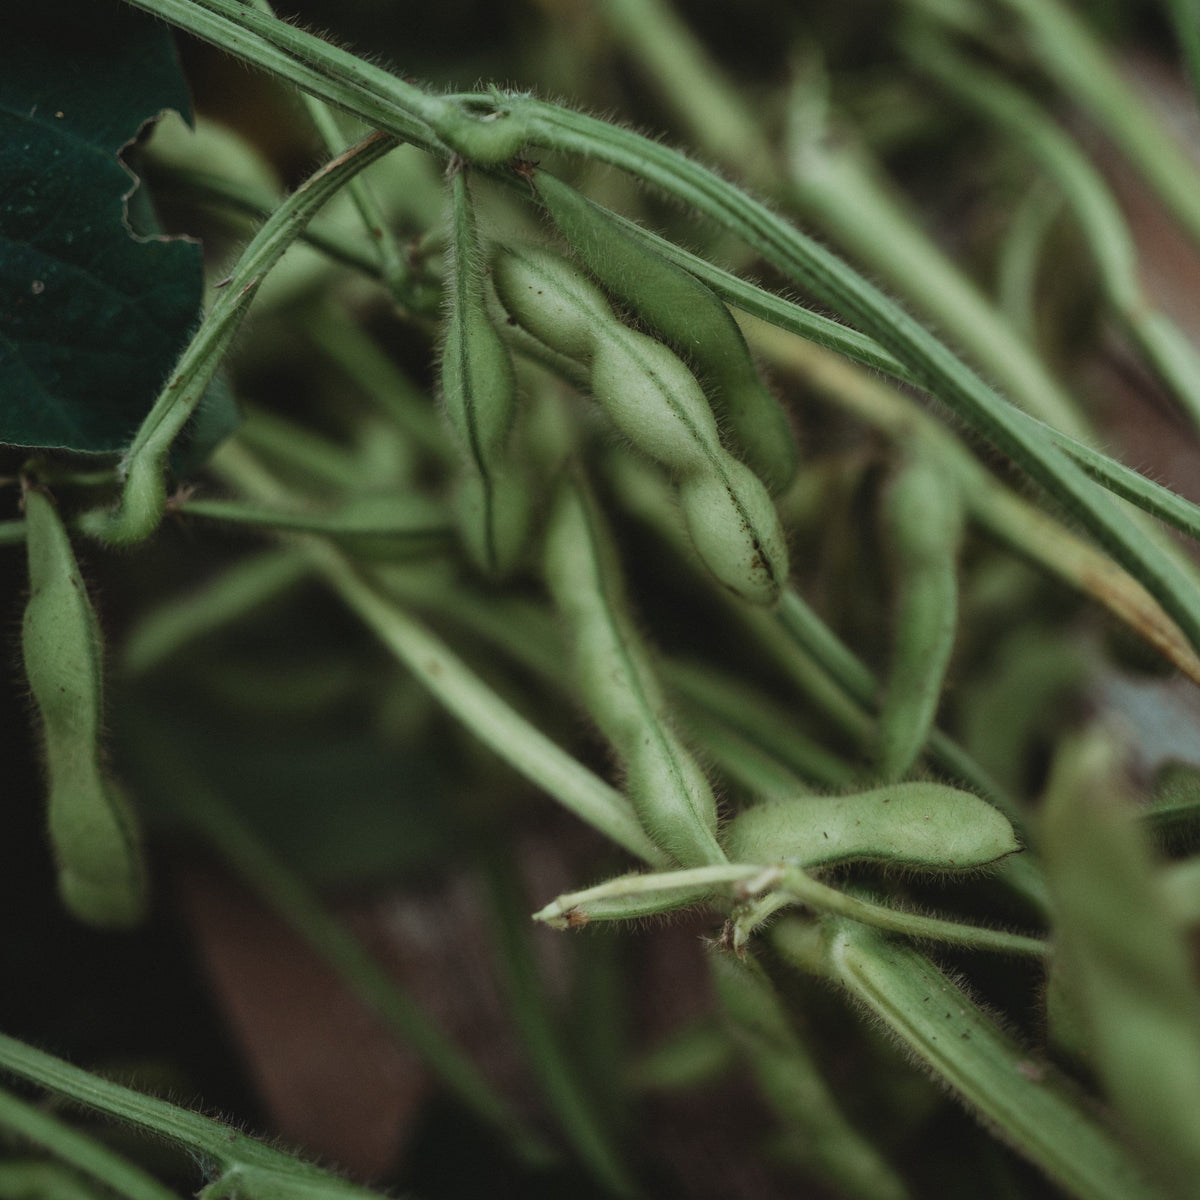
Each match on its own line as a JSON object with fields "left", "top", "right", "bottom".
{"left": 878, "top": 457, "right": 964, "bottom": 781}
{"left": 532, "top": 864, "right": 766, "bottom": 928}
{"left": 441, "top": 169, "right": 528, "bottom": 574}
{"left": 723, "top": 782, "right": 1019, "bottom": 873}
{"left": 544, "top": 476, "right": 726, "bottom": 866}
{"left": 493, "top": 243, "right": 789, "bottom": 605}
{"left": 534, "top": 169, "right": 798, "bottom": 493}
{"left": 21, "top": 486, "right": 147, "bottom": 927}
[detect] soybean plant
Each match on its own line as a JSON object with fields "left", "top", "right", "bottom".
{"left": 12, "top": 3, "right": 1200, "bottom": 1199}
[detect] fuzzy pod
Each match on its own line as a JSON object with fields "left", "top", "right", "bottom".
{"left": 534, "top": 170, "right": 798, "bottom": 493}
{"left": 493, "top": 243, "right": 788, "bottom": 604}
{"left": 544, "top": 478, "right": 726, "bottom": 867}
{"left": 21, "top": 487, "right": 147, "bottom": 927}
{"left": 723, "top": 782, "right": 1019, "bottom": 873}
{"left": 441, "top": 305, "right": 518, "bottom": 469}
{"left": 442, "top": 171, "right": 527, "bottom": 574}
{"left": 535, "top": 881, "right": 714, "bottom": 928}
{"left": 884, "top": 454, "right": 964, "bottom": 567}
{"left": 532, "top": 865, "right": 756, "bottom": 928}
{"left": 878, "top": 458, "right": 964, "bottom": 781}
{"left": 678, "top": 461, "right": 790, "bottom": 606}
{"left": 491, "top": 242, "right": 614, "bottom": 361}
{"left": 456, "top": 464, "right": 533, "bottom": 576}
{"left": 588, "top": 328, "right": 724, "bottom": 474}
{"left": 624, "top": 735, "right": 727, "bottom": 868}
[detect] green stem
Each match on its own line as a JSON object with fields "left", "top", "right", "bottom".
{"left": 324, "top": 551, "right": 666, "bottom": 866}
{"left": 79, "top": 131, "right": 398, "bottom": 545}
{"left": 234, "top": 409, "right": 366, "bottom": 492}
{"left": 0, "top": 1034, "right": 333, "bottom": 1184}
{"left": 783, "top": 105, "right": 1091, "bottom": 439}
{"left": 992, "top": 0, "right": 1200, "bottom": 248}
{"left": 302, "top": 307, "right": 453, "bottom": 464}
{"left": 913, "top": 31, "right": 1200, "bottom": 431}
{"left": 996, "top": 178, "right": 1063, "bottom": 342}
{"left": 0, "top": 1161, "right": 108, "bottom": 1200}
{"left": 175, "top": 497, "right": 451, "bottom": 546}
{"left": 0, "top": 1085, "right": 183, "bottom": 1200}
{"left": 1165, "top": 0, "right": 1200, "bottom": 112}
{"left": 121, "top": 547, "right": 310, "bottom": 676}
{"left": 250, "top": 0, "right": 414, "bottom": 303}
{"left": 675, "top": 704, "right": 812, "bottom": 799}
{"left": 663, "top": 659, "right": 858, "bottom": 790}
{"left": 778, "top": 871, "right": 1047, "bottom": 958}
{"left": 534, "top": 864, "right": 770, "bottom": 927}
{"left": 596, "top": 0, "right": 775, "bottom": 184}
{"left": 0, "top": 519, "right": 26, "bottom": 546}
{"left": 711, "top": 953, "right": 912, "bottom": 1200}
{"left": 149, "top": 165, "right": 384, "bottom": 280}
{"left": 123, "top": 0, "right": 516, "bottom": 158}
{"left": 1047, "top": 425, "right": 1200, "bottom": 545}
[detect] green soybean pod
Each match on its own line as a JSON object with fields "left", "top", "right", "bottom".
{"left": 878, "top": 455, "right": 964, "bottom": 782}
{"left": 723, "top": 782, "right": 1019, "bottom": 873}
{"left": 21, "top": 486, "right": 147, "bottom": 927}
{"left": 493, "top": 244, "right": 789, "bottom": 605}
{"left": 441, "top": 169, "right": 527, "bottom": 574}
{"left": 544, "top": 476, "right": 726, "bottom": 867}
{"left": 532, "top": 864, "right": 763, "bottom": 928}
{"left": 534, "top": 169, "right": 798, "bottom": 493}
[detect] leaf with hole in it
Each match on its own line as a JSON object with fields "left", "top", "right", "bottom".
{"left": 0, "top": 0, "right": 203, "bottom": 452}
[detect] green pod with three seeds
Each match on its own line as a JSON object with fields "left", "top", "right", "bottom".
{"left": 493, "top": 244, "right": 789, "bottom": 605}
{"left": 533, "top": 170, "right": 798, "bottom": 493}
{"left": 21, "top": 487, "right": 147, "bottom": 927}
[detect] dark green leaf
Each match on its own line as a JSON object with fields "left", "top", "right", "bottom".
{"left": 0, "top": 0, "right": 202, "bottom": 452}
